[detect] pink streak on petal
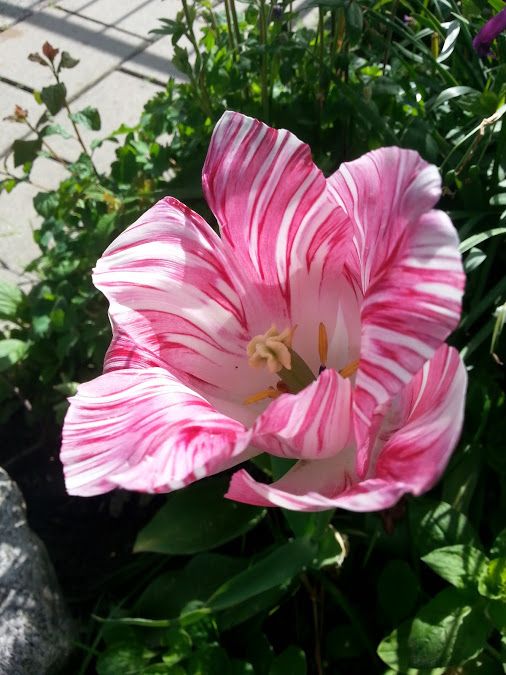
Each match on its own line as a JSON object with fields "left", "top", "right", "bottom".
{"left": 93, "top": 196, "right": 272, "bottom": 406}
{"left": 61, "top": 368, "right": 252, "bottom": 496}
{"left": 372, "top": 344, "right": 467, "bottom": 493}
{"left": 203, "top": 111, "right": 352, "bottom": 321}
{"left": 328, "top": 148, "right": 464, "bottom": 459}
{"left": 250, "top": 369, "right": 353, "bottom": 459}
{"left": 227, "top": 468, "right": 406, "bottom": 512}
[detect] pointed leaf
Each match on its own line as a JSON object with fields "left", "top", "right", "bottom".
{"left": 134, "top": 477, "right": 265, "bottom": 555}
{"left": 422, "top": 545, "right": 488, "bottom": 590}
{"left": 40, "top": 83, "right": 67, "bottom": 115}
{"left": 70, "top": 106, "right": 101, "bottom": 131}
{"left": 0, "top": 339, "right": 29, "bottom": 372}
{"left": 13, "top": 138, "right": 42, "bottom": 166}
{"left": 208, "top": 538, "right": 316, "bottom": 611}
{"left": 378, "top": 588, "right": 492, "bottom": 669}
{"left": 0, "top": 281, "right": 23, "bottom": 319}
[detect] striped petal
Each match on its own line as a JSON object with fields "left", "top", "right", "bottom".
{"left": 93, "top": 197, "right": 271, "bottom": 408}
{"left": 227, "top": 468, "right": 405, "bottom": 512}
{"left": 203, "top": 111, "right": 352, "bottom": 321}
{"left": 328, "top": 148, "right": 464, "bottom": 464}
{"left": 61, "top": 368, "right": 252, "bottom": 496}
{"left": 370, "top": 344, "right": 467, "bottom": 494}
{"left": 227, "top": 345, "right": 466, "bottom": 512}
{"left": 250, "top": 369, "right": 353, "bottom": 459}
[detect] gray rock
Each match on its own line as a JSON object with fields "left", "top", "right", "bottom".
{"left": 0, "top": 468, "right": 73, "bottom": 675}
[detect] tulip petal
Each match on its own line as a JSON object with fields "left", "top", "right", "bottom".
{"left": 226, "top": 455, "right": 405, "bottom": 512}
{"left": 61, "top": 368, "right": 252, "bottom": 496}
{"left": 93, "top": 196, "right": 272, "bottom": 408}
{"left": 203, "top": 111, "right": 352, "bottom": 319}
{"left": 328, "top": 148, "right": 464, "bottom": 459}
{"left": 370, "top": 344, "right": 467, "bottom": 493}
{"left": 250, "top": 368, "right": 353, "bottom": 459}
{"left": 227, "top": 345, "right": 466, "bottom": 512}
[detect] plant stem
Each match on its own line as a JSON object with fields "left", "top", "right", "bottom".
{"left": 25, "top": 120, "right": 69, "bottom": 166}
{"left": 229, "top": 0, "right": 242, "bottom": 47}
{"left": 224, "top": 0, "right": 237, "bottom": 51}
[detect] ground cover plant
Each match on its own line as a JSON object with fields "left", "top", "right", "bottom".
{"left": 1, "top": 0, "right": 506, "bottom": 672}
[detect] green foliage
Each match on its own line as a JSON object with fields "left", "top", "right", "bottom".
{"left": 2, "top": 2, "right": 506, "bottom": 673}
{"left": 134, "top": 477, "right": 266, "bottom": 555}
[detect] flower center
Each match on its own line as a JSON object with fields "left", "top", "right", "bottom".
{"left": 244, "top": 322, "right": 359, "bottom": 405}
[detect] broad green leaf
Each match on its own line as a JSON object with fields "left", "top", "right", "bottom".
{"left": 269, "top": 646, "right": 306, "bottom": 675}
{"left": 133, "top": 553, "right": 245, "bottom": 619}
{"left": 0, "top": 281, "right": 23, "bottom": 319}
{"left": 478, "top": 558, "right": 506, "bottom": 600}
{"left": 378, "top": 588, "right": 492, "bottom": 669}
{"left": 40, "top": 83, "right": 67, "bottom": 115}
{"left": 422, "top": 545, "right": 488, "bottom": 591}
{"left": 346, "top": 1, "right": 363, "bottom": 42}
{"left": 160, "top": 627, "right": 192, "bottom": 666}
{"left": 208, "top": 538, "right": 316, "bottom": 612}
{"left": 409, "top": 500, "right": 480, "bottom": 556}
{"left": 13, "top": 138, "right": 42, "bottom": 167}
{"left": 134, "top": 477, "right": 265, "bottom": 554}
{"left": 96, "top": 643, "right": 146, "bottom": 675}
{"left": 70, "top": 106, "right": 101, "bottom": 131}
{"left": 378, "top": 560, "right": 420, "bottom": 625}
{"left": 491, "top": 530, "right": 506, "bottom": 558}
{"left": 0, "top": 339, "right": 29, "bottom": 372}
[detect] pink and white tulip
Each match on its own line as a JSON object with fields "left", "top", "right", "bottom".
{"left": 61, "top": 111, "right": 466, "bottom": 511}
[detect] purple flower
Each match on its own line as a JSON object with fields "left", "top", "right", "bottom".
{"left": 473, "top": 7, "right": 506, "bottom": 58}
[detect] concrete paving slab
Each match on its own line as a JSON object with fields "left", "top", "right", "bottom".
{"left": 0, "top": 5, "right": 146, "bottom": 97}
{"left": 122, "top": 34, "right": 188, "bottom": 82}
{"left": 0, "top": 0, "right": 41, "bottom": 31}
{"left": 37, "top": 69, "right": 162, "bottom": 172}
{"left": 0, "top": 80, "right": 42, "bottom": 156}
{"left": 55, "top": 0, "right": 172, "bottom": 39}
{"left": 0, "top": 179, "right": 40, "bottom": 278}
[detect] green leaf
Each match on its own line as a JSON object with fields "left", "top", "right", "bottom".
{"left": 409, "top": 500, "right": 480, "bottom": 557}
{"left": 422, "top": 545, "right": 488, "bottom": 591}
{"left": 59, "top": 50, "right": 80, "bottom": 70}
{"left": 134, "top": 477, "right": 265, "bottom": 555}
{"left": 0, "top": 281, "right": 23, "bottom": 319}
{"left": 464, "top": 247, "right": 487, "bottom": 273}
{"left": 491, "top": 530, "right": 506, "bottom": 558}
{"left": 0, "top": 339, "right": 29, "bottom": 372}
{"left": 378, "top": 560, "right": 420, "bottom": 625}
{"left": 377, "top": 588, "right": 492, "bottom": 670}
{"left": 70, "top": 106, "right": 101, "bottom": 131}
{"left": 208, "top": 538, "right": 315, "bottom": 612}
{"left": 33, "top": 191, "right": 59, "bottom": 217}
{"left": 134, "top": 553, "right": 245, "bottom": 619}
{"left": 459, "top": 228, "right": 506, "bottom": 253}
{"left": 428, "top": 86, "right": 478, "bottom": 111}
{"left": 346, "top": 1, "right": 363, "bottom": 42}
{"left": 269, "top": 646, "right": 306, "bottom": 675}
{"left": 96, "top": 643, "right": 146, "bottom": 675}
{"left": 40, "top": 83, "right": 67, "bottom": 115}
{"left": 42, "top": 123, "right": 73, "bottom": 139}
{"left": 160, "top": 627, "right": 192, "bottom": 666}
{"left": 478, "top": 558, "right": 506, "bottom": 600}
{"left": 437, "top": 20, "right": 460, "bottom": 63}
{"left": 12, "top": 138, "right": 42, "bottom": 167}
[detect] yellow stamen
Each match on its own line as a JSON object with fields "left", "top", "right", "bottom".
{"left": 339, "top": 359, "right": 360, "bottom": 379}
{"left": 318, "top": 322, "right": 328, "bottom": 366}
{"left": 244, "top": 386, "right": 279, "bottom": 405}
{"left": 247, "top": 324, "right": 296, "bottom": 374}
